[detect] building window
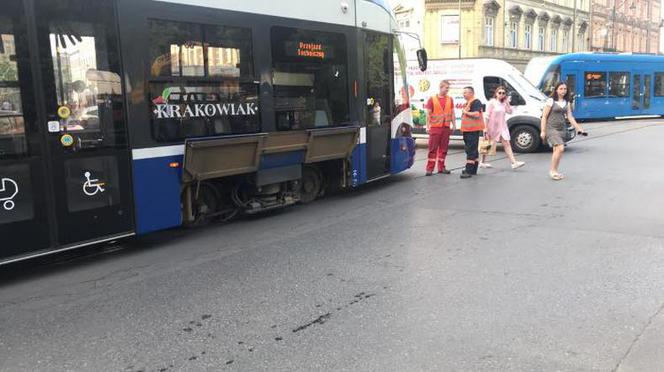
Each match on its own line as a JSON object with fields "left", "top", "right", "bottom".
{"left": 441, "top": 15, "right": 460, "bottom": 44}
{"left": 550, "top": 29, "right": 558, "bottom": 52}
{"left": 562, "top": 31, "right": 569, "bottom": 52}
{"left": 510, "top": 21, "right": 518, "bottom": 48}
{"left": 485, "top": 17, "right": 495, "bottom": 46}
{"left": 538, "top": 27, "right": 545, "bottom": 51}
{"left": 578, "top": 33, "right": 585, "bottom": 50}
{"left": 525, "top": 24, "right": 532, "bottom": 49}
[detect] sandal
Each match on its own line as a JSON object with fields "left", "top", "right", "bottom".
{"left": 549, "top": 171, "right": 563, "bottom": 181}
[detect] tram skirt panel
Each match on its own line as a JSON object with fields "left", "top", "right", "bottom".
{"left": 132, "top": 156, "right": 183, "bottom": 234}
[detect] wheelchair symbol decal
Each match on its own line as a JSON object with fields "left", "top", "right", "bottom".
{"left": 0, "top": 177, "right": 19, "bottom": 211}
{"left": 83, "top": 172, "right": 105, "bottom": 196}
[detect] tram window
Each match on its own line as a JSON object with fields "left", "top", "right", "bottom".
{"left": 271, "top": 26, "right": 349, "bottom": 130}
{"left": 149, "top": 20, "right": 204, "bottom": 77}
{"left": 565, "top": 74, "right": 576, "bottom": 103}
{"left": 47, "top": 20, "right": 124, "bottom": 148}
{"left": 149, "top": 20, "right": 253, "bottom": 79}
{"left": 654, "top": 73, "right": 664, "bottom": 96}
{"left": 0, "top": 30, "right": 28, "bottom": 158}
{"left": 365, "top": 32, "right": 393, "bottom": 127}
{"left": 608, "top": 72, "right": 630, "bottom": 97}
{"left": 584, "top": 72, "right": 607, "bottom": 98}
{"left": 148, "top": 20, "right": 258, "bottom": 142}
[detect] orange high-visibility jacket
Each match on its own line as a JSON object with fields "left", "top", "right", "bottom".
{"left": 461, "top": 99, "right": 485, "bottom": 132}
{"left": 429, "top": 95, "right": 454, "bottom": 128}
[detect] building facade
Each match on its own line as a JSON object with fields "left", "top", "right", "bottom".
{"left": 393, "top": 0, "right": 426, "bottom": 56}
{"left": 419, "top": 0, "right": 591, "bottom": 70}
{"left": 589, "top": 0, "right": 661, "bottom": 53}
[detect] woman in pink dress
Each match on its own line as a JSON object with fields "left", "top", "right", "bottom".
{"left": 480, "top": 86, "right": 525, "bottom": 169}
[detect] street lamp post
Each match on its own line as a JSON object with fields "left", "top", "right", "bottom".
{"left": 610, "top": 0, "right": 636, "bottom": 51}
{"left": 646, "top": 0, "right": 651, "bottom": 53}
{"left": 571, "top": 0, "right": 578, "bottom": 52}
{"left": 458, "top": 0, "right": 462, "bottom": 59}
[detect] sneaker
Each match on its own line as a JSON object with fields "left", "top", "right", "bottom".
{"left": 511, "top": 161, "right": 525, "bottom": 170}
{"left": 460, "top": 171, "right": 472, "bottom": 179}
{"left": 438, "top": 169, "right": 451, "bottom": 174}
{"left": 425, "top": 172, "right": 433, "bottom": 176}
{"left": 479, "top": 162, "right": 493, "bottom": 169}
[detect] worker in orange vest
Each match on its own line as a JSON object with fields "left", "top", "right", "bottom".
{"left": 424, "top": 80, "right": 456, "bottom": 176}
{"left": 460, "top": 86, "right": 486, "bottom": 179}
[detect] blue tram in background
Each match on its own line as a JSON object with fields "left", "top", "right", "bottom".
{"left": 526, "top": 53, "right": 664, "bottom": 120}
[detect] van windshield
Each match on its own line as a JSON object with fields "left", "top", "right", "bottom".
{"left": 524, "top": 56, "right": 556, "bottom": 86}
{"left": 507, "top": 71, "right": 546, "bottom": 102}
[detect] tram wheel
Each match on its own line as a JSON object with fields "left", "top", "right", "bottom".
{"left": 300, "top": 166, "right": 322, "bottom": 204}
{"left": 192, "top": 182, "right": 221, "bottom": 225}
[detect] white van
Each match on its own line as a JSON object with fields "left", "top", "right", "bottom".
{"left": 405, "top": 58, "right": 559, "bottom": 153}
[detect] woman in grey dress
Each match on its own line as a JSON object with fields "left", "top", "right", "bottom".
{"left": 540, "top": 82, "right": 586, "bottom": 180}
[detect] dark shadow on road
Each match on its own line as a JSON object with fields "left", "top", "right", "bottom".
{"left": 0, "top": 173, "right": 414, "bottom": 284}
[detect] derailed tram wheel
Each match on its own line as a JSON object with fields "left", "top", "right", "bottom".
{"left": 192, "top": 182, "right": 220, "bottom": 225}
{"left": 184, "top": 181, "right": 237, "bottom": 226}
{"left": 300, "top": 166, "right": 322, "bottom": 204}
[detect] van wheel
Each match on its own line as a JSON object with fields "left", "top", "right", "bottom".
{"left": 511, "top": 125, "right": 541, "bottom": 153}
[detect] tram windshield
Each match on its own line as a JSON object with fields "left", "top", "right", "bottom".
{"left": 393, "top": 33, "right": 409, "bottom": 111}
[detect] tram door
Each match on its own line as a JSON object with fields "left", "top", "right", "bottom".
{"left": 0, "top": 0, "right": 133, "bottom": 260}
{"left": 364, "top": 31, "right": 392, "bottom": 180}
{"left": 633, "top": 73, "right": 653, "bottom": 113}
{"left": 643, "top": 74, "right": 652, "bottom": 112}
{"left": 632, "top": 74, "right": 643, "bottom": 111}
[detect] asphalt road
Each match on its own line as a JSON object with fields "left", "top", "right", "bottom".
{"left": 1, "top": 119, "right": 663, "bottom": 372}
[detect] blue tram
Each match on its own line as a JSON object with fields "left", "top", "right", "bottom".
{"left": 0, "top": 0, "right": 418, "bottom": 264}
{"left": 526, "top": 53, "right": 664, "bottom": 120}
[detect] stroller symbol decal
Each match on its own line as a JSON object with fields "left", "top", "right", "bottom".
{"left": 0, "top": 177, "right": 19, "bottom": 211}
{"left": 83, "top": 172, "right": 105, "bottom": 196}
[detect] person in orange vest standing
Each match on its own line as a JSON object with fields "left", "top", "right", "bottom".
{"left": 460, "top": 86, "right": 485, "bottom": 179}
{"left": 424, "top": 80, "right": 455, "bottom": 176}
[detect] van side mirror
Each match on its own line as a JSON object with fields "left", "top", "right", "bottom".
{"left": 416, "top": 49, "right": 428, "bottom": 72}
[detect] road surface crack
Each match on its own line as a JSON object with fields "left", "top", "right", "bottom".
{"left": 612, "top": 300, "right": 664, "bottom": 372}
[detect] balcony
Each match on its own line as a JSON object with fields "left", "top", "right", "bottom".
{"left": 425, "top": 0, "right": 476, "bottom": 9}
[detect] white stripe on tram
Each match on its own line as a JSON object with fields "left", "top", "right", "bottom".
{"left": 132, "top": 145, "right": 185, "bottom": 160}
